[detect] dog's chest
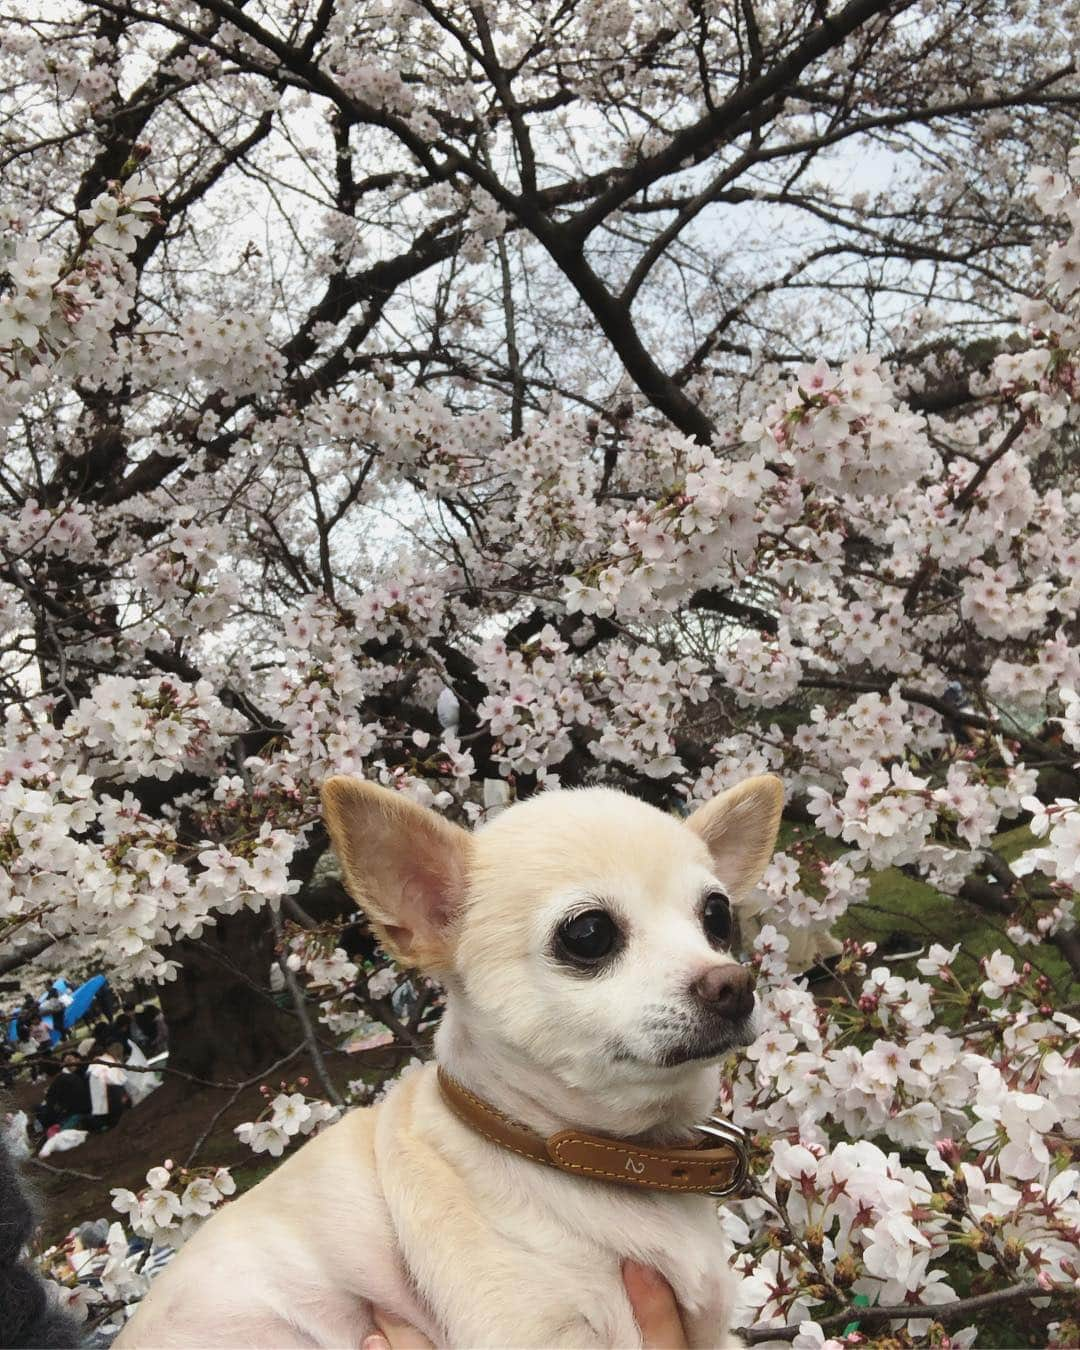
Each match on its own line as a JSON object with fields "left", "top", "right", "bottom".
{"left": 376, "top": 1072, "right": 736, "bottom": 1344}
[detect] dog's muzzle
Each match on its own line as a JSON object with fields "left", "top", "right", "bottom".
{"left": 438, "top": 1068, "right": 750, "bottom": 1198}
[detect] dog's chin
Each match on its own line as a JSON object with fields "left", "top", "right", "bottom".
{"left": 614, "top": 1015, "right": 758, "bottom": 1070}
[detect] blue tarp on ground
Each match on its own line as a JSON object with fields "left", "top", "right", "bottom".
{"left": 5, "top": 974, "right": 105, "bottom": 1044}
{"left": 63, "top": 974, "right": 107, "bottom": 1029}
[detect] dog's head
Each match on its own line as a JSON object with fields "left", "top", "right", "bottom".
{"left": 322, "top": 776, "right": 782, "bottom": 1102}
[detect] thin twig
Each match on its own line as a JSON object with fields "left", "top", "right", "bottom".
{"left": 356, "top": 984, "right": 429, "bottom": 1054}
{"left": 184, "top": 1043, "right": 305, "bottom": 1168}
{"left": 271, "top": 911, "right": 344, "bottom": 1109}
{"left": 78, "top": 1057, "right": 278, "bottom": 1089}
{"left": 738, "top": 1281, "right": 1048, "bottom": 1343}
{"left": 960, "top": 998, "right": 1080, "bottom": 1037}
{"left": 30, "top": 1156, "right": 103, "bottom": 1183}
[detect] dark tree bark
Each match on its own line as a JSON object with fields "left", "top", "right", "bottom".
{"left": 159, "top": 910, "right": 295, "bottom": 1081}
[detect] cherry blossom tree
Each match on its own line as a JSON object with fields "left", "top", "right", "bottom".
{"left": 2, "top": 0, "right": 1080, "bottom": 1342}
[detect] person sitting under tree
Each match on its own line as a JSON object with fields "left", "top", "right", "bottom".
{"left": 34, "top": 1051, "right": 92, "bottom": 1136}
{"left": 38, "top": 985, "right": 71, "bottom": 1034}
{"left": 86, "top": 1038, "right": 131, "bottom": 1132}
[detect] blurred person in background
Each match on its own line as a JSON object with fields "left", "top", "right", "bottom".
{"left": 86, "top": 1038, "right": 131, "bottom": 1132}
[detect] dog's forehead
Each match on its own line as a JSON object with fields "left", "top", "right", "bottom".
{"left": 468, "top": 787, "right": 713, "bottom": 904}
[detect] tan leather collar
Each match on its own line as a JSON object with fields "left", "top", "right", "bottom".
{"left": 437, "top": 1068, "right": 749, "bottom": 1198}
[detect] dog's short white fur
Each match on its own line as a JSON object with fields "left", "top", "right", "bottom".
{"left": 117, "top": 775, "right": 783, "bottom": 1348}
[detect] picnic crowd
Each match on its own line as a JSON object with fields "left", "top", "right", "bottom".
{"left": 2, "top": 978, "right": 169, "bottom": 1154}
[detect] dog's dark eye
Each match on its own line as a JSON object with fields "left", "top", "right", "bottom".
{"left": 556, "top": 909, "right": 618, "bottom": 964}
{"left": 702, "top": 892, "right": 732, "bottom": 947}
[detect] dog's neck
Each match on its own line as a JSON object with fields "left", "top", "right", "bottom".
{"left": 435, "top": 1001, "right": 721, "bottom": 1146}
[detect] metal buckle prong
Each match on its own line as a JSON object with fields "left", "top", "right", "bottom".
{"left": 693, "top": 1116, "right": 750, "bottom": 1197}
{"left": 705, "top": 1113, "right": 749, "bottom": 1141}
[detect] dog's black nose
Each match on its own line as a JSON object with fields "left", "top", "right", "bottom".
{"left": 692, "top": 964, "right": 755, "bottom": 1018}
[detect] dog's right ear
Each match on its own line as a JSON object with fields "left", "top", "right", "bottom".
{"left": 686, "top": 774, "right": 784, "bottom": 899}
{"left": 320, "top": 777, "right": 472, "bottom": 973}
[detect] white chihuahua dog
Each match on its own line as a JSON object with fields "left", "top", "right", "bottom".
{"left": 118, "top": 774, "right": 782, "bottom": 1348}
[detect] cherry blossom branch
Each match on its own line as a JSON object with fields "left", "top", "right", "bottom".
{"left": 743, "top": 1177, "right": 845, "bottom": 1304}
{"left": 903, "top": 412, "right": 1030, "bottom": 614}
{"left": 797, "top": 674, "right": 1077, "bottom": 769}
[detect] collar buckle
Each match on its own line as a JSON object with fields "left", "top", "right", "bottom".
{"left": 693, "top": 1115, "right": 750, "bottom": 1197}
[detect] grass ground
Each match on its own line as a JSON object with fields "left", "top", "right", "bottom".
{"left": 783, "top": 820, "right": 1080, "bottom": 1000}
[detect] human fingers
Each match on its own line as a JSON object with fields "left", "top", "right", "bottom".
{"left": 622, "top": 1261, "right": 689, "bottom": 1349}
{"left": 361, "top": 1309, "right": 436, "bottom": 1350}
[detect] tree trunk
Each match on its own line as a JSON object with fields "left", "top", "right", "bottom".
{"left": 159, "top": 908, "right": 295, "bottom": 1082}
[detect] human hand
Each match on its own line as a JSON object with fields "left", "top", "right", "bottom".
{"left": 361, "top": 1259, "right": 688, "bottom": 1349}
{"left": 362, "top": 1309, "right": 435, "bottom": 1350}
{"left": 620, "top": 1261, "right": 689, "bottom": 1348}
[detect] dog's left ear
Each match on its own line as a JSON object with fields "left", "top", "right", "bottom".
{"left": 687, "top": 774, "right": 784, "bottom": 898}
{"left": 321, "top": 776, "right": 472, "bottom": 973}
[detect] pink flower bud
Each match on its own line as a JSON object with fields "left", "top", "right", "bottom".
{"left": 935, "top": 1137, "right": 961, "bottom": 1165}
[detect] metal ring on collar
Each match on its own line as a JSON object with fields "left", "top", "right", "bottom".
{"left": 693, "top": 1117, "right": 750, "bottom": 1197}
